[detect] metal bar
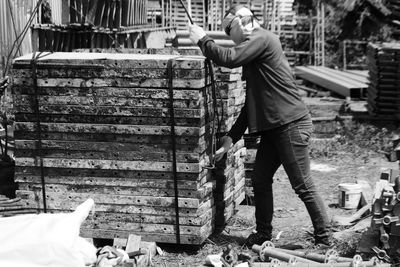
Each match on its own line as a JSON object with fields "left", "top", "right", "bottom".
{"left": 294, "top": 66, "right": 366, "bottom": 98}
{"left": 307, "top": 66, "right": 369, "bottom": 85}
{"left": 272, "top": 248, "right": 353, "bottom": 263}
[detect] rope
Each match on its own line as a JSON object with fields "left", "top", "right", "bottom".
{"left": 30, "top": 51, "right": 47, "bottom": 213}
{"left": 167, "top": 58, "right": 180, "bottom": 244}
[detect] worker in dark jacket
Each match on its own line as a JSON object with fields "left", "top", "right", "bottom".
{"left": 189, "top": 5, "right": 331, "bottom": 247}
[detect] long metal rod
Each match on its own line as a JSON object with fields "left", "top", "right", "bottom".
{"left": 177, "top": 0, "right": 193, "bottom": 24}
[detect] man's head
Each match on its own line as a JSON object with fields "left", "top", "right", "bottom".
{"left": 222, "top": 5, "right": 260, "bottom": 44}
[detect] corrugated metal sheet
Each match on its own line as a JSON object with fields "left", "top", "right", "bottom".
{"left": 47, "top": 0, "right": 62, "bottom": 24}
{"left": 0, "top": 0, "right": 38, "bottom": 75}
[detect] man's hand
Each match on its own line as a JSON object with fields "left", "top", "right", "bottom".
{"left": 189, "top": 24, "right": 206, "bottom": 44}
{"left": 214, "top": 135, "right": 233, "bottom": 162}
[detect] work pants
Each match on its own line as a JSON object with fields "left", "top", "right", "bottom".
{"left": 252, "top": 114, "right": 330, "bottom": 242}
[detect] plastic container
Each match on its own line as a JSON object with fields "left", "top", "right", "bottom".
{"left": 338, "top": 183, "right": 362, "bottom": 209}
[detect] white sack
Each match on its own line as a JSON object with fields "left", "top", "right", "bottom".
{"left": 0, "top": 198, "right": 97, "bottom": 267}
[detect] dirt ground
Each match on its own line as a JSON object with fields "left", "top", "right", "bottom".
{"left": 151, "top": 127, "right": 400, "bottom": 266}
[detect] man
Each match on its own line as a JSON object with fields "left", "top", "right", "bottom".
{"left": 189, "top": 5, "right": 331, "bottom": 247}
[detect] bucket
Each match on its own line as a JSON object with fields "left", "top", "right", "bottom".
{"left": 338, "top": 183, "right": 362, "bottom": 209}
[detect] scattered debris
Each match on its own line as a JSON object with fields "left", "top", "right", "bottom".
{"left": 358, "top": 169, "right": 400, "bottom": 263}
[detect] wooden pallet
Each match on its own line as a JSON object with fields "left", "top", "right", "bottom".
{"left": 366, "top": 43, "right": 400, "bottom": 119}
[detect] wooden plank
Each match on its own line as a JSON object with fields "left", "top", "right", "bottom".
{"left": 113, "top": 238, "right": 127, "bottom": 248}
{"left": 19, "top": 191, "right": 208, "bottom": 209}
{"left": 17, "top": 190, "right": 214, "bottom": 216}
{"left": 80, "top": 226, "right": 211, "bottom": 245}
{"left": 14, "top": 140, "right": 206, "bottom": 159}
{"left": 15, "top": 157, "right": 207, "bottom": 173}
{"left": 13, "top": 105, "right": 211, "bottom": 119}
{"left": 90, "top": 209, "right": 214, "bottom": 226}
{"left": 13, "top": 52, "right": 207, "bottom": 70}
{"left": 12, "top": 77, "right": 209, "bottom": 89}
{"left": 13, "top": 86, "right": 213, "bottom": 100}
{"left": 12, "top": 67, "right": 207, "bottom": 79}
{"left": 14, "top": 114, "right": 209, "bottom": 128}
{"left": 15, "top": 175, "right": 210, "bottom": 191}
{"left": 15, "top": 166, "right": 210, "bottom": 183}
{"left": 14, "top": 94, "right": 208, "bottom": 109}
{"left": 14, "top": 149, "right": 207, "bottom": 163}
{"left": 15, "top": 139, "right": 207, "bottom": 155}
{"left": 14, "top": 122, "right": 207, "bottom": 137}
{"left": 82, "top": 219, "right": 213, "bottom": 236}
{"left": 13, "top": 132, "right": 210, "bottom": 148}
{"left": 125, "top": 234, "right": 141, "bottom": 253}
{"left": 17, "top": 181, "right": 214, "bottom": 199}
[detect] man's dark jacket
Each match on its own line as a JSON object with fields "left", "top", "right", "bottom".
{"left": 198, "top": 27, "right": 309, "bottom": 143}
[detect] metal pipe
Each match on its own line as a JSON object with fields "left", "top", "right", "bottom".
{"left": 251, "top": 245, "right": 384, "bottom": 267}
{"left": 252, "top": 245, "right": 319, "bottom": 264}
{"left": 250, "top": 261, "right": 391, "bottom": 267}
{"left": 177, "top": 0, "right": 194, "bottom": 24}
{"left": 272, "top": 248, "right": 353, "bottom": 263}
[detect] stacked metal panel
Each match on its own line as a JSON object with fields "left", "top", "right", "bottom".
{"left": 69, "top": 0, "right": 148, "bottom": 27}
{"left": 367, "top": 43, "right": 400, "bottom": 119}
{"left": 11, "top": 52, "right": 245, "bottom": 244}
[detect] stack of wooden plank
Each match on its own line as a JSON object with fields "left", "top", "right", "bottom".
{"left": 366, "top": 43, "right": 400, "bottom": 119}
{"left": 73, "top": 47, "right": 246, "bottom": 134}
{"left": 73, "top": 48, "right": 248, "bottom": 223}
{"left": 11, "top": 52, "right": 245, "bottom": 244}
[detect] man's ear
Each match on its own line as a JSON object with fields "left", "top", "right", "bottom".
{"left": 242, "top": 20, "right": 253, "bottom": 33}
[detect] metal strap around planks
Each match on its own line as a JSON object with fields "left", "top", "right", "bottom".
{"left": 30, "top": 52, "right": 47, "bottom": 213}
{"left": 167, "top": 57, "right": 181, "bottom": 244}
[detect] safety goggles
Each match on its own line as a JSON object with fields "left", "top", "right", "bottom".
{"left": 224, "top": 15, "right": 242, "bottom": 36}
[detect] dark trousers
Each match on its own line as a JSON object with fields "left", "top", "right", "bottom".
{"left": 252, "top": 114, "right": 330, "bottom": 241}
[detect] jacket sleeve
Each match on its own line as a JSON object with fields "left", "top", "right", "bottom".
{"left": 197, "top": 34, "right": 265, "bottom": 68}
{"left": 226, "top": 104, "right": 248, "bottom": 144}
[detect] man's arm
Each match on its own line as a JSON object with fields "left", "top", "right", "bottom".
{"left": 226, "top": 103, "right": 248, "bottom": 143}
{"left": 198, "top": 35, "right": 264, "bottom": 68}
